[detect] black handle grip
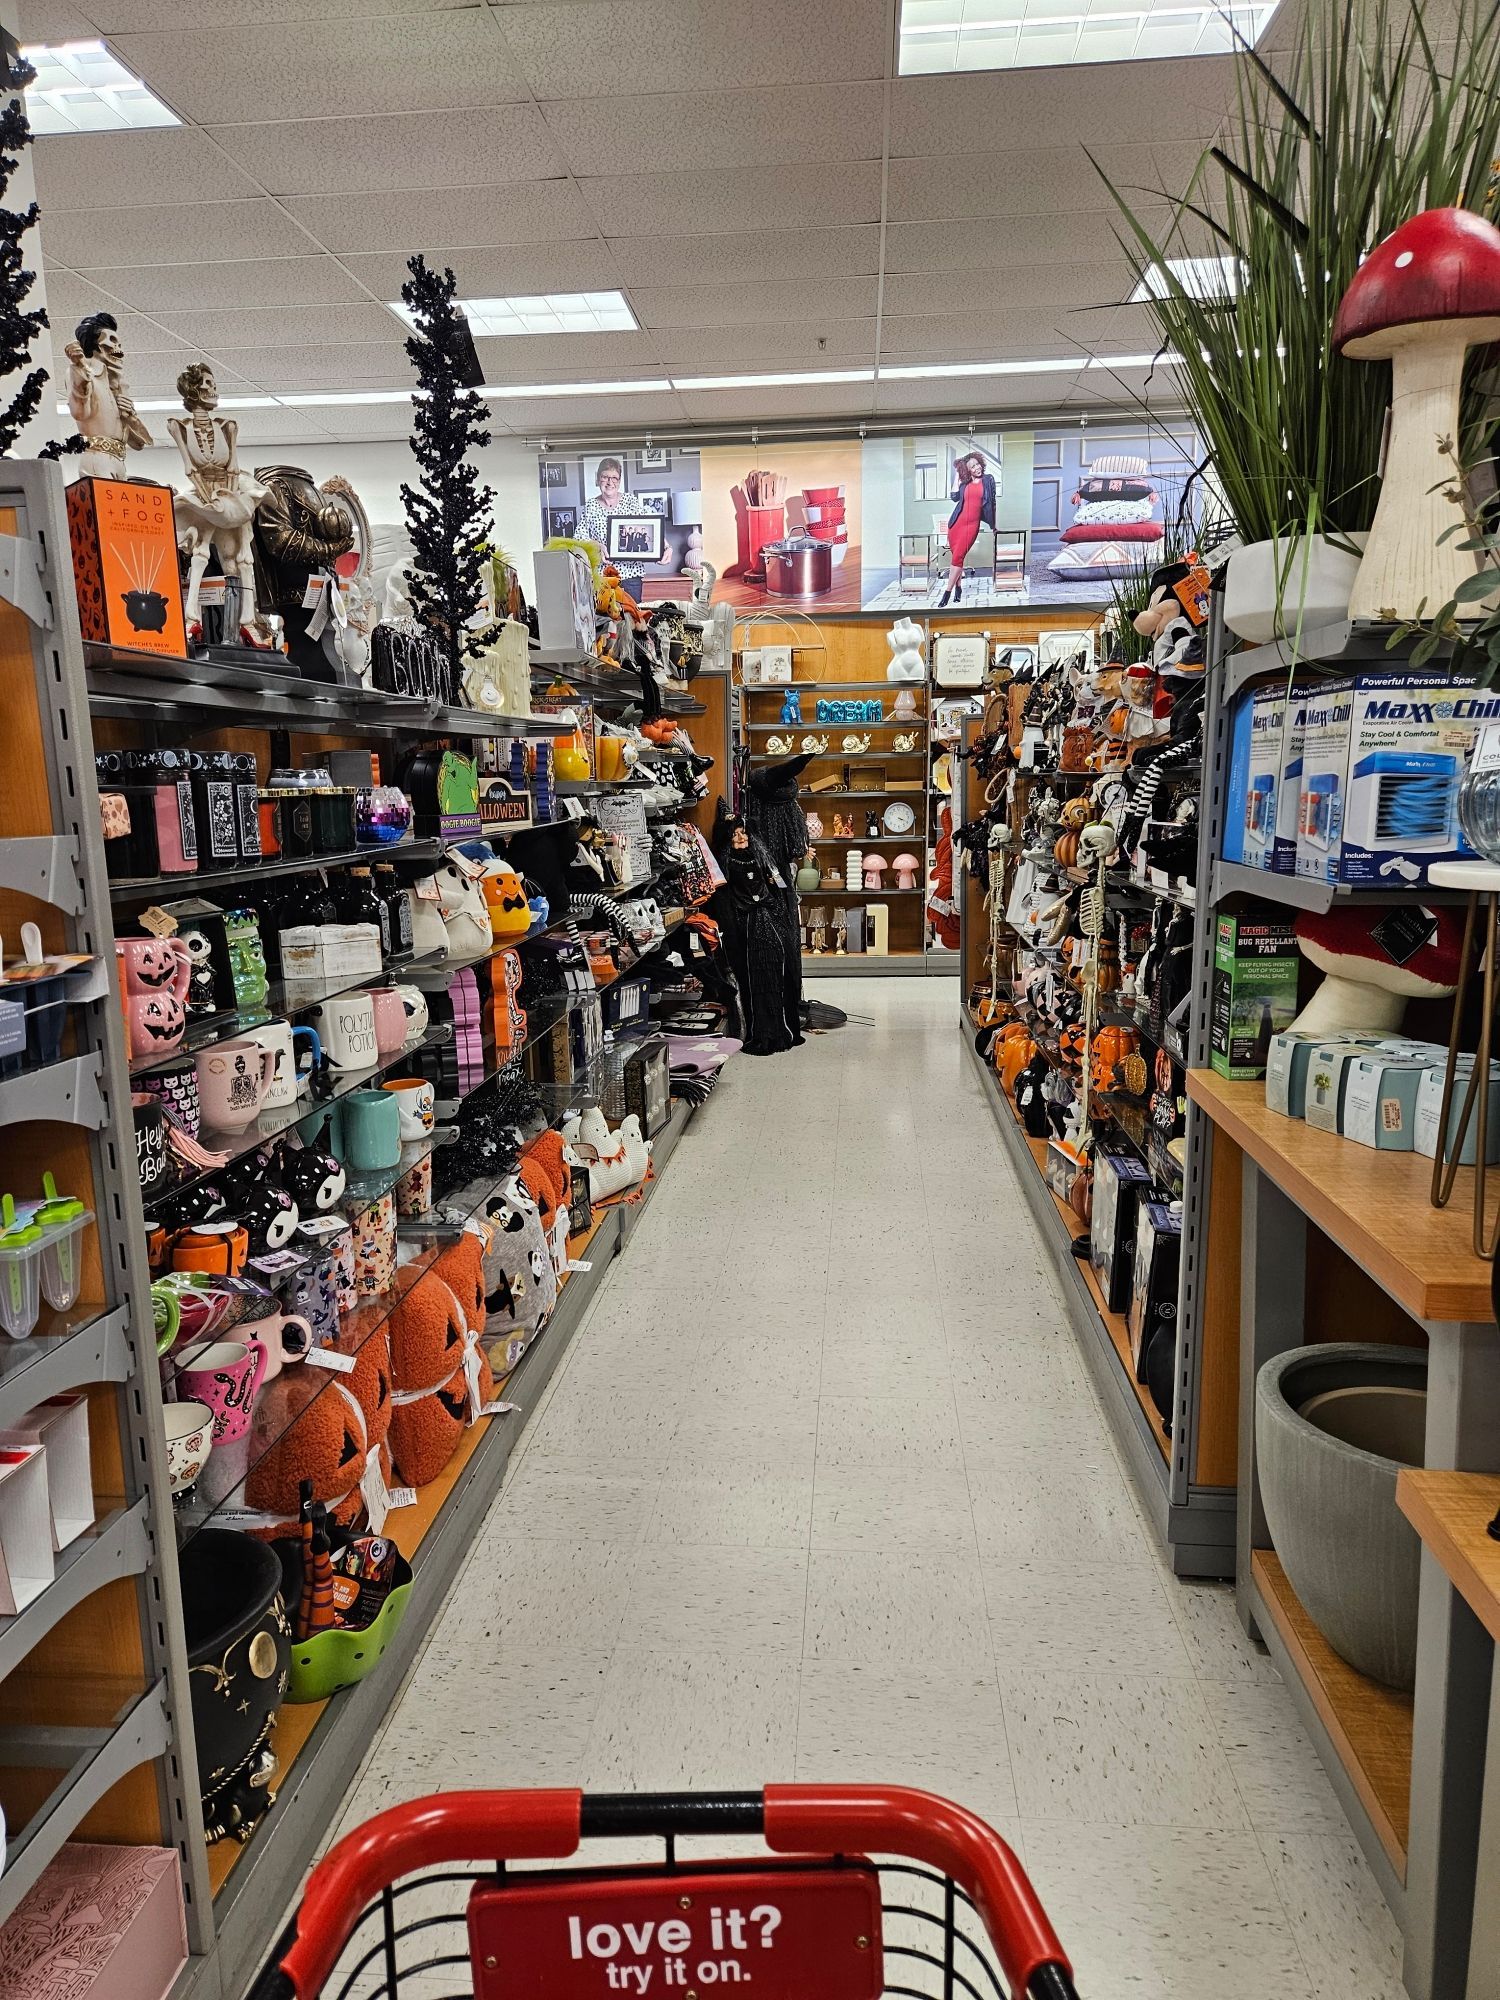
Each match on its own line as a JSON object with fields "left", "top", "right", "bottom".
{"left": 1028, "top": 1964, "right": 1081, "bottom": 2000}
{"left": 243, "top": 1921, "right": 299, "bottom": 2000}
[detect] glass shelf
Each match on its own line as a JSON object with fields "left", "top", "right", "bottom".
{"left": 108, "top": 838, "right": 445, "bottom": 905}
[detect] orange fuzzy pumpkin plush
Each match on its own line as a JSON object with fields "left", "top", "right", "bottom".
{"left": 433, "top": 1231, "right": 487, "bottom": 1337}
{"left": 244, "top": 1370, "right": 369, "bottom": 1537}
{"left": 388, "top": 1255, "right": 493, "bottom": 1488}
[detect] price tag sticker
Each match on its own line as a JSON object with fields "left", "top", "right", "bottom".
{"left": 305, "top": 1345, "right": 356, "bottom": 1374}
{"left": 386, "top": 1485, "right": 417, "bottom": 1509}
{"left": 137, "top": 906, "right": 179, "bottom": 939}
{"left": 483, "top": 1399, "right": 519, "bottom": 1417}
{"left": 1472, "top": 723, "right": 1500, "bottom": 776}
{"left": 565, "top": 1259, "right": 593, "bottom": 1274}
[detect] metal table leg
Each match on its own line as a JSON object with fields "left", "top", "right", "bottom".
{"left": 1235, "top": 1160, "right": 1308, "bottom": 1637}
{"left": 1463, "top": 1629, "right": 1500, "bottom": 2000}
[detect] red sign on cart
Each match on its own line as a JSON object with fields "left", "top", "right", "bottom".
{"left": 469, "top": 1864, "right": 884, "bottom": 2000}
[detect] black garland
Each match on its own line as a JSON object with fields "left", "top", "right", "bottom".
{"left": 0, "top": 52, "right": 56, "bottom": 458}
{"left": 398, "top": 255, "right": 494, "bottom": 691}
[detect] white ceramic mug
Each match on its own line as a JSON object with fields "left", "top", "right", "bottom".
{"left": 162, "top": 1399, "right": 214, "bottom": 1493}
{"left": 390, "top": 984, "right": 429, "bottom": 1040}
{"left": 306, "top": 992, "right": 378, "bottom": 1073}
{"left": 243, "top": 1021, "right": 297, "bottom": 1108}
{"left": 382, "top": 1076, "right": 436, "bottom": 1142}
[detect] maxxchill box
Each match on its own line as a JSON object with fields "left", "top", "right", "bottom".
{"left": 1274, "top": 689, "right": 1309, "bottom": 875}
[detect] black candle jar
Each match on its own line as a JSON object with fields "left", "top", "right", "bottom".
{"left": 311, "top": 786, "right": 356, "bottom": 854}
{"left": 190, "top": 750, "right": 241, "bottom": 867}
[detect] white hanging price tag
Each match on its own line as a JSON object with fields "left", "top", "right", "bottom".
{"left": 565, "top": 1259, "right": 593, "bottom": 1274}
{"left": 483, "top": 1399, "right": 519, "bottom": 1416}
{"left": 1471, "top": 723, "right": 1500, "bottom": 776}
{"left": 304, "top": 1345, "right": 356, "bottom": 1374}
{"left": 360, "top": 1448, "right": 391, "bottom": 1534}
{"left": 463, "top": 1344, "right": 484, "bottom": 1421}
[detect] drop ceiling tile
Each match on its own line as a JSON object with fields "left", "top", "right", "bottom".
{"left": 342, "top": 240, "right": 623, "bottom": 303}
{"left": 501, "top": 0, "right": 887, "bottom": 98}
{"left": 473, "top": 330, "right": 661, "bottom": 377}
{"left": 149, "top": 301, "right": 402, "bottom": 350}
{"left": 89, "top": 0, "right": 467, "bottom": 25}
{"left": 48, "top": 198, "right": 315, "bottom": 269}
{"left": 541, "top": 82, "right": 885, "bottom": 176}
{"left": 486, "top": 390, "right": 687, "bottom": 429}
{"left": 286, "top": 405, "right": 419, "bottom": 440}
{"left": 41, "top": 275, "right": 192, "bottom": 352}
{"left": 880, "top": 305, "right": 1102, "bottom": 358}
{"left": 208, "top": 104, "right": 566, "bottom": 199}
{"left": 104, "top": 351, "right": 257, "bottom": 397}
{"left": 630, "top": 277, "right": 878, "bottom": 330}
{"left": 884, "top": 211, "right": 1168, "bottom": 272}
{"left": 888, "top": 58, "right": 1233, "bottom": 156}
{"left": 218, "top": 345, "right": 411, "bottom": 391}
{"left": 674, "top": 381, "right": 876, "bottom": 424}
{"left": 871, "top": 373, "right": 1089, "bottom": 414}
{"left": 578, "top": 162, "right": 882, "bottom": 235}
{"left": 282, "top": 181, "right": 597, "bottom": 255}
{"left": 75, "top": 255, "right": 372, "bottom": 314}
{"left": 608, "top": 226, "right": 880, "bottom": 286}
{"left": 111, "top": 12, "right": 525, "bottom": 124}
{"left": 887, "top": 143, "right": 1147, "bottom": 222}
{"left": 881, "top": 264, "right": 1133, "bottom": 318}
{"left": 17, "top": 1, "right": 98, "bottom": 37}
{"left": 651, "top": 319, "right": 877, "bottom": 369}
{"left": 33, "top": 128, "right": 264, "bottom": 212}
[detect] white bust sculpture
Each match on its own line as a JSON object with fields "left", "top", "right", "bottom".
{"left": 64, "top": 312, "right": 152, "bottom": 479}
{"left": 167, "top": 361, "right": 268, "bottom": 641}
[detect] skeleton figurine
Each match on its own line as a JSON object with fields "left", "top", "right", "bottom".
{"left": 167, "top": 362, "right": 268, "bottom": 642}
{"left": 65, "top": 312, "right": 153, "bottom": 478}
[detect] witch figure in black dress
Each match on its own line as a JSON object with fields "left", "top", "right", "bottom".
{"left": 710, "top": 802, "right": 803, "bottom": 1056}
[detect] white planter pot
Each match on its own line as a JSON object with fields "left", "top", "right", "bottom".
{"left": 1223, "top": 535, "right": 1365, "bottom": 644}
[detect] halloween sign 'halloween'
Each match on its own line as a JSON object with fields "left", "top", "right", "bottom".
{"left": 468, "top": 1867, "right": 883, "bottom": 2000}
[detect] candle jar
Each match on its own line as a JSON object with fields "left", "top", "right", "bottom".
{"left": 232, "top": 753, "right": 263, "bottom": 863}
{"left": 122, "top": 749, "right": 198, "bottom": 874}
{"left": 267, "top": 767, "right": 329, "bottom": 859}
{"left": 256, "top": 791, "right": 283, "bottom": 857}
{"left": 190, "top": 750, "right": 241, "bottom": 867}
{"left": 311, "top": 786, "right": 357, "bottom": 854}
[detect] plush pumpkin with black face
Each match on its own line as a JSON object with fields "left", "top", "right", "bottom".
{"left": 483, "top": 865, "right": 533, "bottom": 939}
{"left": 387, "top": 1261, "right": 493, "bottom": 1487}
{"left": 244, "top": 1369, "right": 369, "bottom": 1536}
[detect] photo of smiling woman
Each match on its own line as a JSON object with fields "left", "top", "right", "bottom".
{"left": 941, "top": 448, "right": 997, "bottom": 606}
{"left": 577, "top": 456, "right": 654, "bottom": 587}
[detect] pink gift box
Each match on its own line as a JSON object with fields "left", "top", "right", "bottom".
{"left": 0, "top": 1843, "right": 187, "bottom": 2000}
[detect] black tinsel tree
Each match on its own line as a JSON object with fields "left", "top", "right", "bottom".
{"left": 0, "top": 51, "right": 55, "bottom": 457}
{"left": 399, "top": 256, "right": 495, "bottom": 691}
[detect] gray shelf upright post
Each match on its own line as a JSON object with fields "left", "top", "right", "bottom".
{"left": 0, "top": 461, "right": 212, "bottom": 1946}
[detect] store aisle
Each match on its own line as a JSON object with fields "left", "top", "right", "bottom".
{"left": 335, "top": 981, "right": 1404, "bottom": 2000}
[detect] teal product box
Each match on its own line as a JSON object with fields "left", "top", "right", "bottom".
{"left": 1210, "top": 914, "right": 1300, "bottom": 1079}
{"left": 1265, "top": 1030, "right": 1386, "bottom": 1118}
{"left": 1303, "top": 1040, "right": 1381, "bottom": 1133}
{"left": 1273, "top": 689, "right": 1309, "bottom": 874}
{"left": 1220, "top": 686, "right": 1256, "bottom": 865}
{"left": 1296, "top": 678, "right": 1353, "bottom": 882}
{"left": 1341, "top": 1053, "right": 1437, "bottom": 1151}
{"left": 1414, "top": 1057, "right": 1500, "bottom": 1165}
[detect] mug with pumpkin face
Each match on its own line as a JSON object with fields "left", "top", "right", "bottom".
{"left": 117, "top": 934, "right": 192, "bottom": 1002}
{"left": 126, "top": 990, "right": 188, "bottom": 1061}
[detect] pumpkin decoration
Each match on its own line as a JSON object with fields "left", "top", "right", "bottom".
{"left": 1093, "top": 938, "right": 1122, "bottom": 995}
{"left": 1057, "top": 796, "right": 1096, "bottom": 833}
{"left": 244, "top": 1371, "right": 373, "bottom": 1537}
{"left": 1059, "top": 1021, "right": 1088, "bottom": 1070}
{"left": 1090, "top": 1024, "right": 1140, "bottom": 1094}
{"left": 1053, "top": 830, "right": 1081, "bottom": 869}
{"left": 483, "top": 864, "right": 533, "bottom": 939}
{"left": 999, "top": 1028, "right": 1037, "bottom": 1094}
{"left": 387, "top": 1246, "right": 494, "bottom": 1489}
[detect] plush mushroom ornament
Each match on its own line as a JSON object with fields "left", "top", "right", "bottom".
{"left": 1334, "top": 207, "right": 1500, "bottom": 623}
{"left": 1288, "top": 904, "right": 1467, "bottom": 1036}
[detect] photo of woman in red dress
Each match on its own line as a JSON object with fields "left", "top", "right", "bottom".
{"left": 941, "top": 449, "right": 997, "bottom": 606}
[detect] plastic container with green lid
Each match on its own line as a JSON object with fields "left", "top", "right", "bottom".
{"left": 30, "top": 1173, "right": 91, "bottom": 1312}
{"left": 0, "top": 1194, "right": 44, "bottom": 1338}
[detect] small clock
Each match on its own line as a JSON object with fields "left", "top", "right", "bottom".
{"left": 883, "top": 801, "right": 916, "bottom": 835}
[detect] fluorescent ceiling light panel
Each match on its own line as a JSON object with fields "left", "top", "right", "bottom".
{"left": 388, "top": 290, "right": 639, "bottom": 338}
{"left": 897, "top": 0, "right": 1280, "bottom": 71}
{"left": 482, "top": 378, "right": 673, "bottom": 400}
{"left": 674, "top": 369, "right": 875, "bottom": 391}
{"left": 22, "top": 41, "right": 179, "bottom": 133}
{"left": 1130, "top": 255, "right": 1240, "bottom": 301}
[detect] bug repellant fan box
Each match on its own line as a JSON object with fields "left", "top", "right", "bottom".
{"left": 66, "top": 478, "right": 189, "bottom": 659}
{"left": 1210, "top": 914, "right": 1299, "bottom": 1080}
{"left": 1296, "top": 672, "right": 1493, "bottom": 886}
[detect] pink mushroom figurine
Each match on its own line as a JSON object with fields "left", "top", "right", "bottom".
{"left": 862, "top": 853, "right": 888, "bottom": 892}
{"left": 892, "top": 852, "right": 921, "bottom": 890}
{"left": 1287, "top": 904, "right": 1465, "bottom": 1036}
{"left": 1334, "top": 207, "right": 1500, "bottom": 623}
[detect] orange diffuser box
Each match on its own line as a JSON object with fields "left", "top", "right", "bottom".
{"left": 65, "top": 477, "right": 188, "bottom": 658}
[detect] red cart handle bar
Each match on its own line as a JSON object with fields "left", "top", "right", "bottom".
{"left": 252, "top": 1785, "right": 1077, "bottom": 2000}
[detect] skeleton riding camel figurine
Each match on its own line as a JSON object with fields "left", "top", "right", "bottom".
{"left": 167, "top": 361, "right": 270, "bottom": 645}
{"left": 64, "top": 311, "right": 153, "bottom": 478}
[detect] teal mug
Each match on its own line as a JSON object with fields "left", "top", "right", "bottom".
{"left": 338, "top": 1087, "right": 402, "bottom": 1171}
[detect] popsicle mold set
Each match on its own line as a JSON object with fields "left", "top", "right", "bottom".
{"left": 0, "top": 1175, "right": 94, "bottom": 1338}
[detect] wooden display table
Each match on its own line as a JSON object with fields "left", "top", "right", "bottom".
{"left": 1188, "top": 1070, "right": 1500, "bottom": 2000}
{"left": 1398, "top": 1472, "right": 1500, "bottom": 2000}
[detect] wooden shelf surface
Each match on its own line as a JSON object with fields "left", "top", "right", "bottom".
{"left": 1397, "top": 1469, "right": 1500, "bottom": 1645}
{"left": 1252, "top": 1548, "right": 1412, "bottom": 1875}
{"left": 1187, "top": 1069, "right": 1497, "bottom": 1324}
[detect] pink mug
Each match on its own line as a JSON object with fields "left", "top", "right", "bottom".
{"left": 116, "top": 935, "right": 192, "bottom": 1002}
{"left": 175, "top": 1338, "right": 268, "bottom": 1444}
{"left": 126, "top": 989, "right": 187, "bottom": 1060}
{"left": 195, "top": 1037, "right": 277, "bottom": 1133}
{"left": 365, "top": 988, "right": 408, "bottom": 1057}
{"left": 236, "top": 1309, "right": 313, "bottom": 1384}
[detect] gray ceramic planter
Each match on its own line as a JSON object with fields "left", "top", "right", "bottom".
{"left": 1256, "top": 1343, "right": 1427, "bottom": 1691}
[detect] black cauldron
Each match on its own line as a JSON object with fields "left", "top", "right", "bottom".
{"left": 122, "top": 588, "right": 169, "bottom": 633}
{"left": 180, "top": 1528, "right": 290, "bottom": 1842}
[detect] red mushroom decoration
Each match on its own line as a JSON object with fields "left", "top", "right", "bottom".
{"left": 1334, "top": 207, "right": 1500, "bottom": 624}
{"left": 1288, "top": 904, "right": 1466, "bottom": 1036}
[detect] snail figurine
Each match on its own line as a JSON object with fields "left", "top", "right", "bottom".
{"left": 892, "top": 730, "right": 919, "bottom": 753}
{"left": 800, "top": 733, "right": 830, "bottom": 754}
{"left": 841, "top": 732, "right": 872, "bottom": 754}
{"left": 765, "top": 734, "right": 792, "bottom": 755}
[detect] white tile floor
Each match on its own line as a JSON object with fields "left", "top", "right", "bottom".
{"left": 332, "top": 980, "right": 1408, "bottom": 1999}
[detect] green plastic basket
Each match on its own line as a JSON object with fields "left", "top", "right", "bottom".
{"left": 285, "top": 1557, "right": 413, "bottom": 1703}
